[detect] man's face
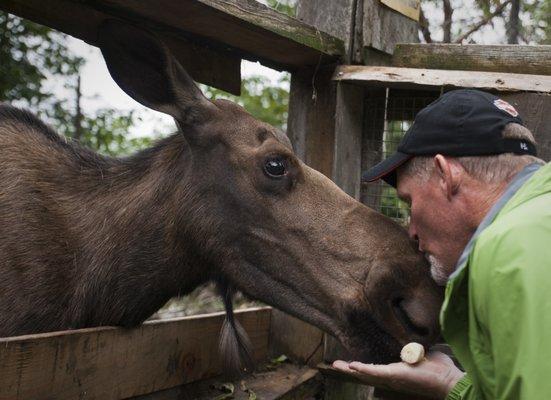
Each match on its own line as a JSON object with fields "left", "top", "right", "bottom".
{"left": 396, "top": 165, "right": 473, "bottom": 286}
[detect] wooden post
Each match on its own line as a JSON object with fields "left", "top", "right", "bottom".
{"left": 501, "top": 93, "right": 551, "bottom": 161}
{"left": 290, "top": 1, "right": 369, "bottom": 399}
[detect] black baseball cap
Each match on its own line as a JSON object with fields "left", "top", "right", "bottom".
{"left": 361, "top": 89, "right": 536, "bottom": 187}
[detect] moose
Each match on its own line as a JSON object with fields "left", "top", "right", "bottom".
{"left": 0, "top": 20, "right": 442, "bottom": 368}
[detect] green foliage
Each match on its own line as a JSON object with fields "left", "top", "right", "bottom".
{"left": 0, "top": 12, "right": 83, "bottom": 107}
{"left": 202, "top": 74, "right": 290, "bottom": 130}
{"left": 524, "top": 0, "right": 551, "bottom": 44}
{"left": 51, "top": 104, "right": 152, "bottom": 156}
{"left": 265, "top": 0, "right": 297, "bottom": 17}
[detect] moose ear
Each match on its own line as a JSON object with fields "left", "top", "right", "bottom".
{"left": 97, "top": 19, "right": 215, "bottom": 125}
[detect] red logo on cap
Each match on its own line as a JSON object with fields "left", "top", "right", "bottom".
{"left": 493, "top": 99, "right": 519, "bottom": 117}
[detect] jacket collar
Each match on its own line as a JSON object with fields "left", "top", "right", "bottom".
{"left": 449, "top": 162, "right": 542, "bottom": 282}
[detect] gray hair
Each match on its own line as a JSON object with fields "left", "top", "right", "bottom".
{"left": 399, "top": 123, "right": 546, "bottom": 184}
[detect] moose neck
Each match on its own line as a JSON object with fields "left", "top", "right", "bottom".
{"left": 67, "top": 132, "right": 213, "bottom": 328}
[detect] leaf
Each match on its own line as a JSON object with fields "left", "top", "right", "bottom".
{"left": 271, "top": 354, "right": 289, "bottom": 364}
{"left": 212, "top": 382, "right": 235, "bottom": 400}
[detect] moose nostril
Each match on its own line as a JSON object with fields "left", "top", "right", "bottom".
{"left": 391, "top": 297, "right": 430, "bottom": 338}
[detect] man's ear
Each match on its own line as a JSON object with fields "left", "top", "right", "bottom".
{"left": 434, "top": 155, "right": 462, "bottom": 200}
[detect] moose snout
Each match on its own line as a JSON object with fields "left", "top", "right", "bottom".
{"left": 391, "top": 296, "right": 439, "bottom": 345}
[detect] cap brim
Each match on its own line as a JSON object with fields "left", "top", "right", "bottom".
{"left": 361, "top": 152, "right": 412, "bottom": 187}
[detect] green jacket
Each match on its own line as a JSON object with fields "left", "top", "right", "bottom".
{"left": 442, "top": 162, "right": 551, "bottom": 400}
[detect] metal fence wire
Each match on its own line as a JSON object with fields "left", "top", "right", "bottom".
{"left": 361, "top": 88, "right": 438, "bottom": 224}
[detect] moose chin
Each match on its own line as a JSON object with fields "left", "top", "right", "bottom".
{"left": 0, "top": 20, "right": 443, "bottom": 369}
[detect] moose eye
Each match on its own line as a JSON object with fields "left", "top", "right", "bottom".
{"left": 264, "top": 157, "right": 287, "bottom": 178}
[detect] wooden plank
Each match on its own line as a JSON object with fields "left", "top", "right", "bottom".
{"left": 379, "top": 0, "right": 421, "bottom": 21}
{"left": 393, "top": 44, "right": 551, "bottom": 76}
{"left": 363, "top": 0, "right": 418, "bottom": 55}
{"left": 334, "top": 65, "right": 551, "bottom": 93}
{"left": 130, "top": 363, "right": 322, "bottom": 400}
{"left": 269, "top": 310, "right": 324, "bottom": 366}
{"left": 0, "top": 0, "right": 242, "bottom": 94}
{"left": 333, "top": 82, "right": 365, "bottom": 200}
{"left": 501, "top": 93, "right": 551, "bottom": 161}
{"left": 0, "top": 308, "right": 271, "bottom": 400}
{"left": 88, "top": 0, "right": 344, "bottom": 71}
{"left": 287, "top": 65, "right": 337, "bottom": 178}
{"left": 296, "top": 0, "right": 358, "bottom": 62}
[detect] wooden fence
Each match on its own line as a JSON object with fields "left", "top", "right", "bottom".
{"left": 1, "top": 0, "right": 551, "bottom": 399}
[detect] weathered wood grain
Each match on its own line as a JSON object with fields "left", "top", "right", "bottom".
{"left": 287, "top": 65, "right": 337, "bottom": 178}
{"left": 363, "top": 0, "right": 418, "bottom": 55}
{"left": 393, "top": 44, "right": 551, "bottom": 76}
{"left": 129, "top": 363, "right": 322, "bottom": 400}
{"left": 501, "top": 93, "right": 551, "bottom": 161}
{"left": 296, "top": 0, "right": 358, "bottom": 62}
{"left": 334, "top": 65, "right": 551, "bottom": 92}
{"left": 89, "top": 0, "right": 344, "bottom": 71}
{"left": 333, "top": 82, "right": 365, "bottom": 200}
{"left": 0, "top": 308, "right": 271, "bottom": 400}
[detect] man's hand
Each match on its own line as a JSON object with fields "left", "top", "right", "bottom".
{"left": 332, "top": 351, "right": 464, "bottom": 400}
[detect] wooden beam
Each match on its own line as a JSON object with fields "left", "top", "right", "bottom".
{"left": 129, "top": 363, "right": 322, "bottom": 400}
{"left": 288, "top": 65, "right": 337, "bottom": 178}
{"left": 0, "top": 308, "right": 271, "bottom": 400}
{"left": 296, "top": 0, "right": 360, "bottom": 63}
{"left": 0, "top": 0, "right": 242, "bottom": 94}
{"left": 0, "top": 0, "right": 344, "bottom": 74}
{"left": 334, "top": 65, "right": 551, "bottom": 93}
{"left": 333, "top": 82, "right": 365, "bottom": 200}
{"left": 501, "top": 93, "right": 551, "bottom": 161}
{"left": 363, "top": 0, "right": 418, "bottom": 55}
{"left": 393, "top": 44, "right": 551, "bottom": 76}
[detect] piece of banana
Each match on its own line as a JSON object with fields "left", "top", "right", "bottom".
{"left": 400, "top": 342, "right": 425, "bottom": 364}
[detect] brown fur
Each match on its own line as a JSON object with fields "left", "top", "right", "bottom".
{"left": 0, "top": 20, "right": 443, "bottom": 364}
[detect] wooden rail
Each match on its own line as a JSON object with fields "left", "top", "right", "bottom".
{"left": 393, "top": 44, "right": 551, "bottom": 76}
{"left": 333, "top": 65, "right": 551, "bottom": 93}
{"left": 0, "top": 0, "right": 344, "bottom": 95}
{"left": 0, "top": 308, "right": 271, "bottom": 400}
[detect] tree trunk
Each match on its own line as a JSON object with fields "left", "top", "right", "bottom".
{"left": 507, "top": 0, "right": 520, "bottom": 44}
{"left": 0, "top": 13, "right": 11, "bottom": 100}
{"left": 73, "top": 75, "right": 84, "bottom": 141}
{"left": 443, "top": 0, "right": 453, "bottom": 43}
{"left": 419, "top": 8, "right": 432, "bottom": 43}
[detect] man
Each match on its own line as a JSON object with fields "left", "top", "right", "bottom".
{"left": 333, "top": 89, "right": 551, "bottom": 399}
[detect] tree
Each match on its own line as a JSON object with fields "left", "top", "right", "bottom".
{"left": 202, "top": 74, "right": 290, "bottom": 131}
{"left": 265, "top": 0, "right": 297, "bottom": 16}
{"left": 0, "top": 12, "right": 83, "bottom": 107}
{"left": 419, "top": 0, "right": 549, "bottom": 44}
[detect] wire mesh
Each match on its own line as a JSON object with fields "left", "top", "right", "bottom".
{"left": 361, "top": 88, "right": 438, "bottom": 224}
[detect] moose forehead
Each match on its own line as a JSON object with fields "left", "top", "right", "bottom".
{"left": 212, "top": 98, "right": 293, "bottom": 151}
